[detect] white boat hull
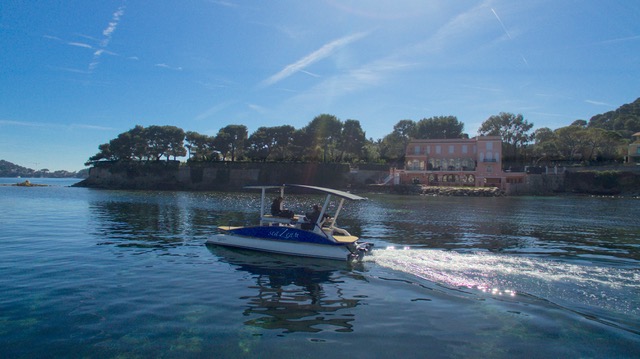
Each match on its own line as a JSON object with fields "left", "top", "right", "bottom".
{"left": 206, "top": 233, "right": 354, "bottom": 261}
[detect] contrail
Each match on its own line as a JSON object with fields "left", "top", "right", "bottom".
{"left": 259, "top": 32, "right": 368, "bottom": 88}
{"left": 491, "top": 8, "right": 512, "bottom": 40}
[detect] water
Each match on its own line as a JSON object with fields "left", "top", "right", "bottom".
{"left": 1, "top": 178, "right": 639, "bottom": 358}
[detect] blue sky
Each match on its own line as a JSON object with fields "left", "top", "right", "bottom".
{"left": 1, "top": 0, "right": 639, "bottom": 171}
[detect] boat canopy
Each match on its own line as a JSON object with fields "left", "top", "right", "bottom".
{"left": 244, "top": 184, "right": 366, "bottom": 201}
{"left": 284, "top": 184, "right": 365, "bottom": 201}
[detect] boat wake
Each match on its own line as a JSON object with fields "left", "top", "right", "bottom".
{"left": 365, "top": 247, "right": 640, "bottom": 321}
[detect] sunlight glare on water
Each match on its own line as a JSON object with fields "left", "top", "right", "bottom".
{"left": 366, "top": 247, "right": 640, "bottom": 317}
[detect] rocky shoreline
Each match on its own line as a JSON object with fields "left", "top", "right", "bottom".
{"left": 0, "top": 180, "right": 49, "bottom": 187}
{"left": 378, "top": 184, "right": 505, "bottom": 196}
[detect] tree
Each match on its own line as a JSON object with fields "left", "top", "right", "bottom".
{"left": 571, "top": 119, "right": 587, "bottom": 127}
{"left": 269, "top": 125, "right": 296, "bottom": 161}
{"left": 414, "top": 116, "right": 464, "bottom": 139}
{"left": 378, "top": 120, "right": 416, "bottom": 164}
{"left": 338, "top": 119, "right": 366, "bottom": 162}
{"left": 302, "top": 114, "right": 343, "bottom": 162}
{"left": 588, "top": 97, "right": 640, "bottom": 139}
{"left": 109, "top": 125, "right": 146, "bottom": 161}
{"left": 246, "top": 125, "right": 297, "bottom": 162}
{"left": 393, "top": 119, "right": 416, "bottom": 140}
{"left": 362, "top": 138, "right": 382, "bottom": 163}
{"left": 185, "top": 131, "right": 216, "bottom": 161}
{"left": 478, "top": 113, "right": 534, "bottom": 162}
{"left": 144, "top": 125, "right": 186, "bottom": 161}
{"left": 554, "top": 125, "right": 586, "bottom": 161}
{"left": 214, "top": 125, "right": 247, "bottom": 161}
{"left": 531, "top": 127, "right": 557, "bottom": 161}
{"left": 247, "top": 127, "right": 271, "bottom": 162}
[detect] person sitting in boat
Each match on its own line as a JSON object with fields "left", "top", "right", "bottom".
{"left": 305, "top": 204, "right": 330, "bottom": 224}
{"left": 271, "top": 196, "right": 294, "bottom": 218}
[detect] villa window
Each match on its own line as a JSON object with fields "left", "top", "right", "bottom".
{"left": 462, "top": 145, "right": 468, "bottom": 154}
{"left": 486, "top": 151, "right": 493, "bottom": 161}
{"left": 414, "top": 145, "right": 420, "bottom": 155}
{"left": 449, "top": 145, "right": 454, "bottom": 154}
{"left": 436, "top": 145, "right": 441, "bottom": 154}
{"left": 486, "top": 142, "right": 493, "bottom": 150}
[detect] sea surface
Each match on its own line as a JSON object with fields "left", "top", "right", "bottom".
{"left": 1, "top": 178, "right": 639, "bottom": 358}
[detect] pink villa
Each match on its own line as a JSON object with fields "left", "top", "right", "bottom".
{"left": 390, "top": 136, "right": 526, "bottom": 191}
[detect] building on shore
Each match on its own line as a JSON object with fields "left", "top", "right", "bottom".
{"left": 627, "top": 132, "right": 640, "bottom": 163}
{"left": 386, "top": 136, "right": 528, "bottom": 192}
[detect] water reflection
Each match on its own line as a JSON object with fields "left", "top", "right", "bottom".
{"left": 87, "top": 191, "right": 255, "bottom": 251}
{"left": 208, "top": 246, "right": 363, "bottom": 333}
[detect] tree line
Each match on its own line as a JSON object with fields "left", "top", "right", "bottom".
{"left": 87, "top": 98, "right": 640, "bottom": 167}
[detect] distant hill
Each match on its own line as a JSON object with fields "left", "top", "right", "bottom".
{"left": 588, "top": 97, "right": 640, "bottom": 138}
{"left": 0, "top": 160, "right": 88, "bottom": 178}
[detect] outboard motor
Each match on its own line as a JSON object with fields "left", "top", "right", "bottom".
{"left": 353, "top": 242, "right": 374, "bottom": 261}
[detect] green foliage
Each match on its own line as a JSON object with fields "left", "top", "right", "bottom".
{"left": 246, "top": 125, "right": 296, "bottom": 162}
{"left": 532, "top": 124, "right": 625, "bottom": 163}
{"left": 414, "top": 116, "right": 465, "bottom": 139}
{"left": 338, "top": 119, "right": 366, "bottom": 162}
{"left": 588, "top": 98, "right": 640, "bottom": 138}
{"left": 478, "top": 113, "right": 534, "bottom": 161}
{"left": 214, "top": 125, "right": 248, "bottom": 162}
{"left": 185, "top": 131, "right": 216, "bottom": 162}
{"left": 379, "top": 120, "right": 413, "bottom": 164}
{"left": 302, "top": 114, "right": 343, "bottom": 162}
{"left": 86, "top": 125, "right": 185, "bottom": 165}
{"left": 84, "top": 97, "right": 638, "bottom": 168}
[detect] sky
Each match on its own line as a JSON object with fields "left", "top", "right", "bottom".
{"left": 1, "top": 1, "right": 639, "bottom": 171}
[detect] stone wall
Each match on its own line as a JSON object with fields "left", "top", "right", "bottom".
{"left": 562, "top": 170, "right": 640, "bottom": 195}
{"left": 75, "top": 161, "right": 389, "bottom": 191}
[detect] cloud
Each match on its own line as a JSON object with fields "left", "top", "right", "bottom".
{"left": 155, "top": 63, "right": 183, "bottom": 71}
{"left": 595, "top": 35, "right": 640, "bottom": 45}
{"left": 585, "top": 99, "right": 612, "bottom": 107}
{"left": 208, "top": 0, "right": 238, "bottom": 8}
{"left": 247, "top": 103, "right": 268, "bottom": 114}
{"left": 47, "top": 65, "right": 92, "bottom": 74}
{"left": 43, "top": 35, "right": 63, "bottom": 42}
{"left": 426, "top": 2, "right": 491, "bottom": 51}
{"left": 0, "top": 119, "right": 60, "bottom": 128}
{"left": 259, "top": 31, "right": 369, "bottom": 88}
{"left": 279, "top": 57, "right": 415, "bottom": 111}
{"left": 70, "top": 124, "right": 115, "bottom": 131}
{"left": 67, "top": 42, "right": 93, "bottom": 49}
{"left": 0, "top": 119, "right": 114, "bottom": 131}
{"left": 102, "top": 6, "right": 125, "bottom": 44}
{"left": 90, "top": 5, "right": 126, "bottom": 72}
{"left": 194, "top": 101, "right": 237, "bottom": 121}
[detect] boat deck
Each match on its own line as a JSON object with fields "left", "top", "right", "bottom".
{"left": 332, "top": 234, "right": 358, "bottom": 243}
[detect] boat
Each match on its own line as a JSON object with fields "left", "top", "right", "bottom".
{"left": 205, "top": 184, "right": 372, "bottom": 261}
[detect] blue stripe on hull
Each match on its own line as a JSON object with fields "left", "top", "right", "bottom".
{"left": 228, "top": 226, "right": 341, "bottom": 246}
{"left": 206, "top": 234, "right": 352, "bottom": 261}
